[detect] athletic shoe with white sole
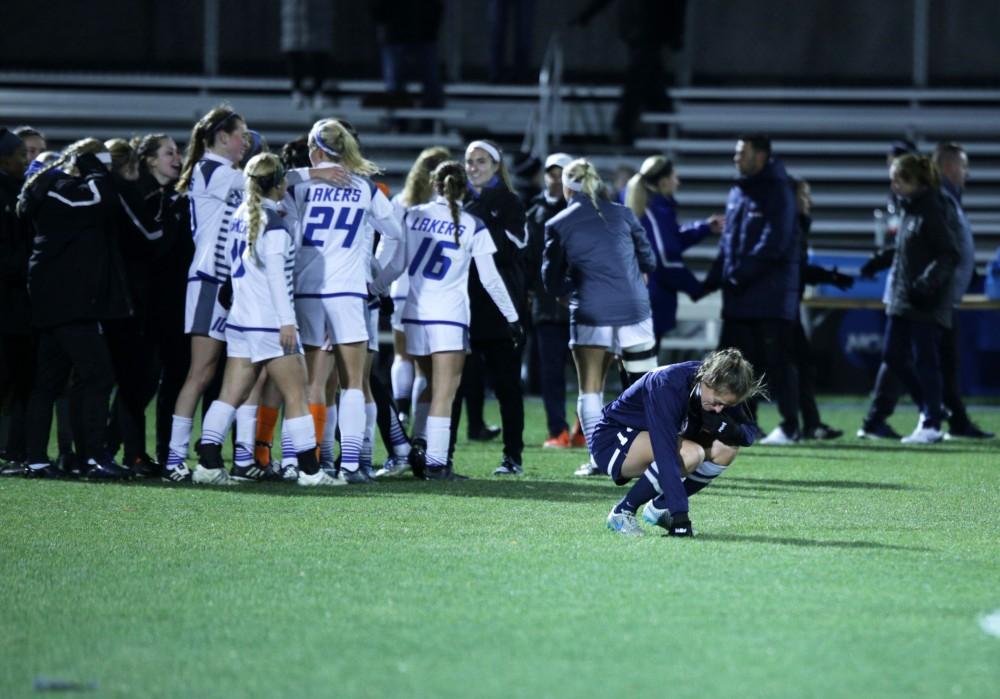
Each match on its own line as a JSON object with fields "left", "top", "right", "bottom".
{"left": 162, "top": 463, "right": 192, "bottom": 483}
{"left": 297, "top": 469, "right": 347, "bottom": 487}
{"left": 760, "top": 426, "right": 799, "bottom": 445}
{"left": 192, "top": 464, "right": 237, "bottom": 485}
{"left": 493, "top": 455, "right": 523, "bottom": 476}
{"left": 375, "top": 455, "right": 410, "bottom": 478}
{"left": 606, "top": 509, "right": 644, "bottom": 537}
{"left": 339, "top": 468, "right": 373, "bottom": 484}
{"left": 857, "top": 421, "right": 903, "bottom": 440}
{"left": 901, "top": 426, "right": 944, "bottom": 444}
{"left": 231, "top": 463, "right": 269, "bottom": 482}
{"left": 573, "top": 460, "right": 603, "bottom": 477}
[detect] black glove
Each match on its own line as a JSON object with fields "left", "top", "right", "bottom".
{"left": 508, "top": 321, "right": 526, "bottom": 350}
{"left": 699, "top": 410, "right": 751, "bottom": 447}
{"left": 859, "top": 257, "right": 880, "bottom": 279}
{"left": 217, "top": 277, "right": 233, "bottom": 311}
{"left": 831, "top": 268, "right": 854, "bottom": 290}
{"left": 668, "top": 512, "right": 694, "bottom": 537}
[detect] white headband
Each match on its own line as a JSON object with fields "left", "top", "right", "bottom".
{"left": 466, "top": 140, "right": 501, "bottom": 163}
{"left": 309, "top": 120, "right": 340, "bottom": 157}
{"left": 96, "top": 152, "right": 112, "bottom": 165}
{"left": 562, "top": 170, "right": 583, "bottom": 192}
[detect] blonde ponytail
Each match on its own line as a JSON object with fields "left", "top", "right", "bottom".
{"left": 563, "top": 158, "right": 604, "bottom": 213}
{"left": 624, "top": 172, "right": 648, "bottom": 218}
{"left": 401, "top": 146, "right": 451, "bottom": 206}
{"left": 242, "top": 153, "right": 286, "bottom": 262}
{"left": 308, "top": 119, "right": 380, "bottom": 177}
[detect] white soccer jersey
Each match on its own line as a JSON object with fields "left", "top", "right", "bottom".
{"left": 226, "top": 199, "right": 296, "bottom": 332}
{"left": 386, "top": 195, "right": 410, "bottom": 303}
{"left": 286, "top": 170, "right": 401, "bottom": 300}
{"left": 403, "top": 197, "right": 495, "bottom": 327}
{"left": 187, "top": 152, "right": 244, "bottom": 282}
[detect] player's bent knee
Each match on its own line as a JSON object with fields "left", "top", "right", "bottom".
{"left": 622, "top": 340, "right": 657, "bottom": 375}
{"left": 710, "top": 440, "right": 739, "bottom": 466}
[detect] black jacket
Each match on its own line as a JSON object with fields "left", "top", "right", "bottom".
{"left": 865, "top": 188, "right": 961, "bottom": 328}
{"left": 0, "top": 169, "right": 32, "bottom": 334}
{"left": 464, "top": 182, "right": 526, "bottom": 341}
{"left": 524, "top": 191, "right": 568, "bottom": 325}
{"left": 22, "top": 154, "right": 133, "bottom": 329}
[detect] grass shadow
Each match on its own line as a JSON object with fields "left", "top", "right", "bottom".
{"left": 694, "top": 532, "right": 933, "bottom": 552}
{"left": 718, "top": 476, "right": 919, "bottom": 491}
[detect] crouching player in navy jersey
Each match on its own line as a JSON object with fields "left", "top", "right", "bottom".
{"left": 195, "top": 154, "right": 339, "bottom": 486}
{"left": 598, "top": 349, "right": 763, "bottom": 537}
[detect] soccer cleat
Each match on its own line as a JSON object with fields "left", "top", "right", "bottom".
{"left": 193, "top": 442, "right": 236, "bottom": 485}
{"left": 83, "top": 459, "right": 132, "bottom": 481}
{"left": 804, "top": 423, "right": 843, "bottom": 440}
{"left": 424, "top": 464, "right": 469, "bottom": 481}
{"left": 493, "top": 455, "right": 523, "bottom": 476}
{"left": 467, "top": 424, "right": 501, "bottom": 442}
{"left": 944, "top": 422, "right": 995, "bottom": 440}
{"left": 542, "top": 429, "right": 571, "bottom": 449}
{"left": 131, "top": 454, "right": 161, "bottom": 478}
{"left": 24, "top": 463, "right": 63, "bottom": 479}
{"left": 339, "top": 467, "right": 373, "bottom": 484}
{"left": 231, "top": 462, "right": 269, "bottom": 482}
{"left": 55, "top": 452, "right": 84, "bottom": 478}
{"left": 0, "top": 458, "right": 24, "bottom": 477}
{"left": 297, "top": 469, "right": 347, "bottom": 487}
{"left": 606, "top": 508, "right": 644, "bottom": 537}
{"left": 162, "top": 463, "right": 192, "bottom": 483}
{"left": 574, "top": 460, "right": 603, "bottom": 477}
{"left": 760, "top": 426, "right": 799, "bottom": 445}
{"left": 857, "top": 421, "right": 902, "bottom": 440}
{"left": 570, "top": 429, "right": 587, "bottom": 448}
{"left": 901, "top": 425, "right": 944, "bottom": 444}
{"left": 263, "top": 461, "right": 298, "bottom": 482}
{"left": 375, "top": 455, "right": 410, "bottom": 478}
{"left": 641, "top": 501, "right": 672, "bottom": 530}
{"left": 667, "top": 513, "right": 694, "bottom": 537}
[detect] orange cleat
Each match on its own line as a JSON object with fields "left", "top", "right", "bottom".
{"left": 542, "top": 429, "right": 571, "bottom": 449}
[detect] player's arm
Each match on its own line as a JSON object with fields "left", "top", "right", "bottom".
{"left": 641, "top": 384, "right": 690, "bottom": 517}
{"left": 541, "top": 222, "right": 572, "bottom": 297}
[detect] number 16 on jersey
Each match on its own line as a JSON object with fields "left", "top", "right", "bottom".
{"left": 409, "top": 238, "right": 459, "bottom": 280}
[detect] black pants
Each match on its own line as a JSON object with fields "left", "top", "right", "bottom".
{"left": 535, "top": 322, "right": 571, "bottom": 437}
{"left": 104, "top": 318, "right": 160, "bottom": 463}
{"left": 794, "top": 320, "right": 822, "bottom": 432}
{"left": 450, "top": 338, "right": 524, "bottom": 463}
{"left": 719, "top": 318, "right": 800, "bottom": 435}
{"left": 25, "top": 322, "right": 115, "bottom": 464}
{"left": 866, "top": 315, "right": 946, "bottom": 428}
{"left": 0, "top": 333, "right": 35, "bottom": 460}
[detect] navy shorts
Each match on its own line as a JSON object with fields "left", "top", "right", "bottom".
{"left": 590, "top": 421, "right": 642, "bottom": 486}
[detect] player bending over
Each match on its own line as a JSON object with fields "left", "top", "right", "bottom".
{"left": 596, "top": 348, "right": 764, "bottom": 537}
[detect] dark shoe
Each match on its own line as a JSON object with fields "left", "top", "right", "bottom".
{"left": 493, "top": 455, "right": 523, "bottom": 476}
{"left": 54, "top": 452, "right": 84, "bottom": 478}
{"left": 945, "top": 422, "right": 995, "bottom": 440}
{"left": 424, "top": 464, "right": 469, "bottom": 481}
{"left": 84, "top": 459, "right": 132, "bottom": 481}
{"left": 231, "top": 462, "right": 270, "bottom": 482}
{"left": 408, "top": 438, "right": 427, "bottom": 479}
{"left": 1, "top": 458, "right": 25, "bottom": 477}
{"left": 162, "top": 463, "right": 193, "bottom": 483}
{"left": 805, "top": 423, "right": 843, "bottom": 440}
{"left": 467, "top": 424, "right": 501, "bottom": 442}
{"left": 131, "top": 454, "right": 161, "bottom": 478}
{"left": 857, "top": 421, "right": 902, "bottom": 440}
{"left": 24, "top": 463, "right": 63, "bottom": 479}
{"left": 340, "top": 468, "right": 373, "bottom": 484}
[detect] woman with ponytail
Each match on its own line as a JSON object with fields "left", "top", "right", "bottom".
{"left": 858, "top": 153, "right": 962, "bottom": 444}
{"left": 458, "top": 138, "right": 528, "bottom": 476}
{"left": 541, "top": 158, "right": 657, "bottom": 477}
{"left": 19, "top": 138, "right": 133, "bottom": 480}
{"left": 194, "top": 153, "right": 338, "bottom": 486}
{"left": 396, "top": 161, "right": 521, "bottom": 479}
{"left": 284, "top": 118, "right": 402, "bottom": 483}
{"left": 624, "top": 156, "right": 724, "bottom": 344}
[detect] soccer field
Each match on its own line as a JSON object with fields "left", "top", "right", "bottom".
{"left": 2, "top": 398, "right": 999, "bottom": 698}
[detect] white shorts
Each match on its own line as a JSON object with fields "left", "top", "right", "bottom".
{"left": 569, "top": 317, "right": 654, "bottom": 353}
{"left": 367, "top": 301, "right": 380, "bottom": 352}
{"left": 185, "top": 278, "right": 228, "bottom": 342}
{"left": 294, "top": 294, "right": 369, "bottom": 347}
{"left": 404, "top": 321, "right": 469, "bottom": 356}
{"left": 390, "top": 297, "right": 406, "bottom": 332}
{"left": 225, "top": 325, "right": 302, "bottom": 364}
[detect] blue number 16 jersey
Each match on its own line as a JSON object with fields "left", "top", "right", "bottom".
{"left": 402, "top": 197, "right": 494, "bottom": 327}
{"left": 285, "top": 170, "right": 400, "bottom": 298}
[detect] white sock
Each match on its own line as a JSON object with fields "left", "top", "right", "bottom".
{"left": 201, "top": 401, "right": 237, "bottom": 447}
{"left": 361, "top": 401, "right": 377, "bottom": 469}
{"left": 320, "top": 403, "right": 338, "bottom": 464}
{"left": 390, "top": 357, "right": 414, "bottom": 402}
{"left": 426, "top": 415, "right": 451, "bottom": 468}
{"left": 234, "top": 404, "right": 257, "bottom": 466}
{"left": 285, "top": 414, "right": 317, "bottom": 453}
{"left": 281, "top": 420, "right": 298, "bottom": 466}
{"left": 338, "top": 389, "right": 365, "bottom": 472}
{"left": 167, "top": 415, "right": 194, "bottom": 467}
{"left": 412, "top": 401, "right": 430, "bottom": 442}
{"left": 577, "top": 393, "right": 603, "bottom": 447}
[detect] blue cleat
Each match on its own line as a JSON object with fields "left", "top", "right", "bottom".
{"left": 607, "top": 508, "right": 644, "bottom": 537}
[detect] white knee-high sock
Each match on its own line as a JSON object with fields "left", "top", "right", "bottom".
{"left": 338, "top": 389, "right": 365, "bottom": 472}
{"left": 426, "top": 415, "right": 451, "bottom": 468}
{"left": 391, "top": 357, "right": 414, "bottom": 402}
{"left": 281, "top": 419, "right": 298, "bottom": 467}
{"left": 320, "top": 403, "right": 338, "bottom": 464}
{"left": 234, "top": 404, "right": 257, "bottom": 466}
{"left": 166, "top": 415, "right": 193, "bottom": 467}
{"left": 412, "top": 401, "right": 430, "bottom": 442}
{"left": 361, "top": 401, "right": 377, "bottom": 469}
{"left": 285, "top": 414, "right": 317, "bottom": 453}
{"left": 201, "top": 402, "right": 236, "bottom": 446}
{"left": 577, "top": 393, "right": 603, "bottom": 447}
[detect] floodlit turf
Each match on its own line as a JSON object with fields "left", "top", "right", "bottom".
{"left": 2, "top": 398, "right": 999, "bottom": 698}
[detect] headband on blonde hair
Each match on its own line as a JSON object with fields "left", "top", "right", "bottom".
{"left": 562, "top": 170, "right": 583, "bottom": 192}
{"left": 309, "top": 120, "right": 340, "bottom": 158}
{"left": 466, "top": 140, "right": 501, "bottom": 163}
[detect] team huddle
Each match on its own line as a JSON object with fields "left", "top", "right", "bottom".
{"left": 5, "top": 103, "right": 769, "bottom": 538}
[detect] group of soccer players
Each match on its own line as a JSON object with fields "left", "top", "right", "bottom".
{"left": 3, "top": 103, "right": 768, "bottom": 537}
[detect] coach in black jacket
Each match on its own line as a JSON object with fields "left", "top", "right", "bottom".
{"left": 20, "top": 144, "right": 133, "bottom": 477}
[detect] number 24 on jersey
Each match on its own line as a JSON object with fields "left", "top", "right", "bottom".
{"left": 302, "top": 205, "right": 364, "bottom": 248}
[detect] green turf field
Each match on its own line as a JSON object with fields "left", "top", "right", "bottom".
{"left": 2, "top": 398, "right": 999, "bottom": 698}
